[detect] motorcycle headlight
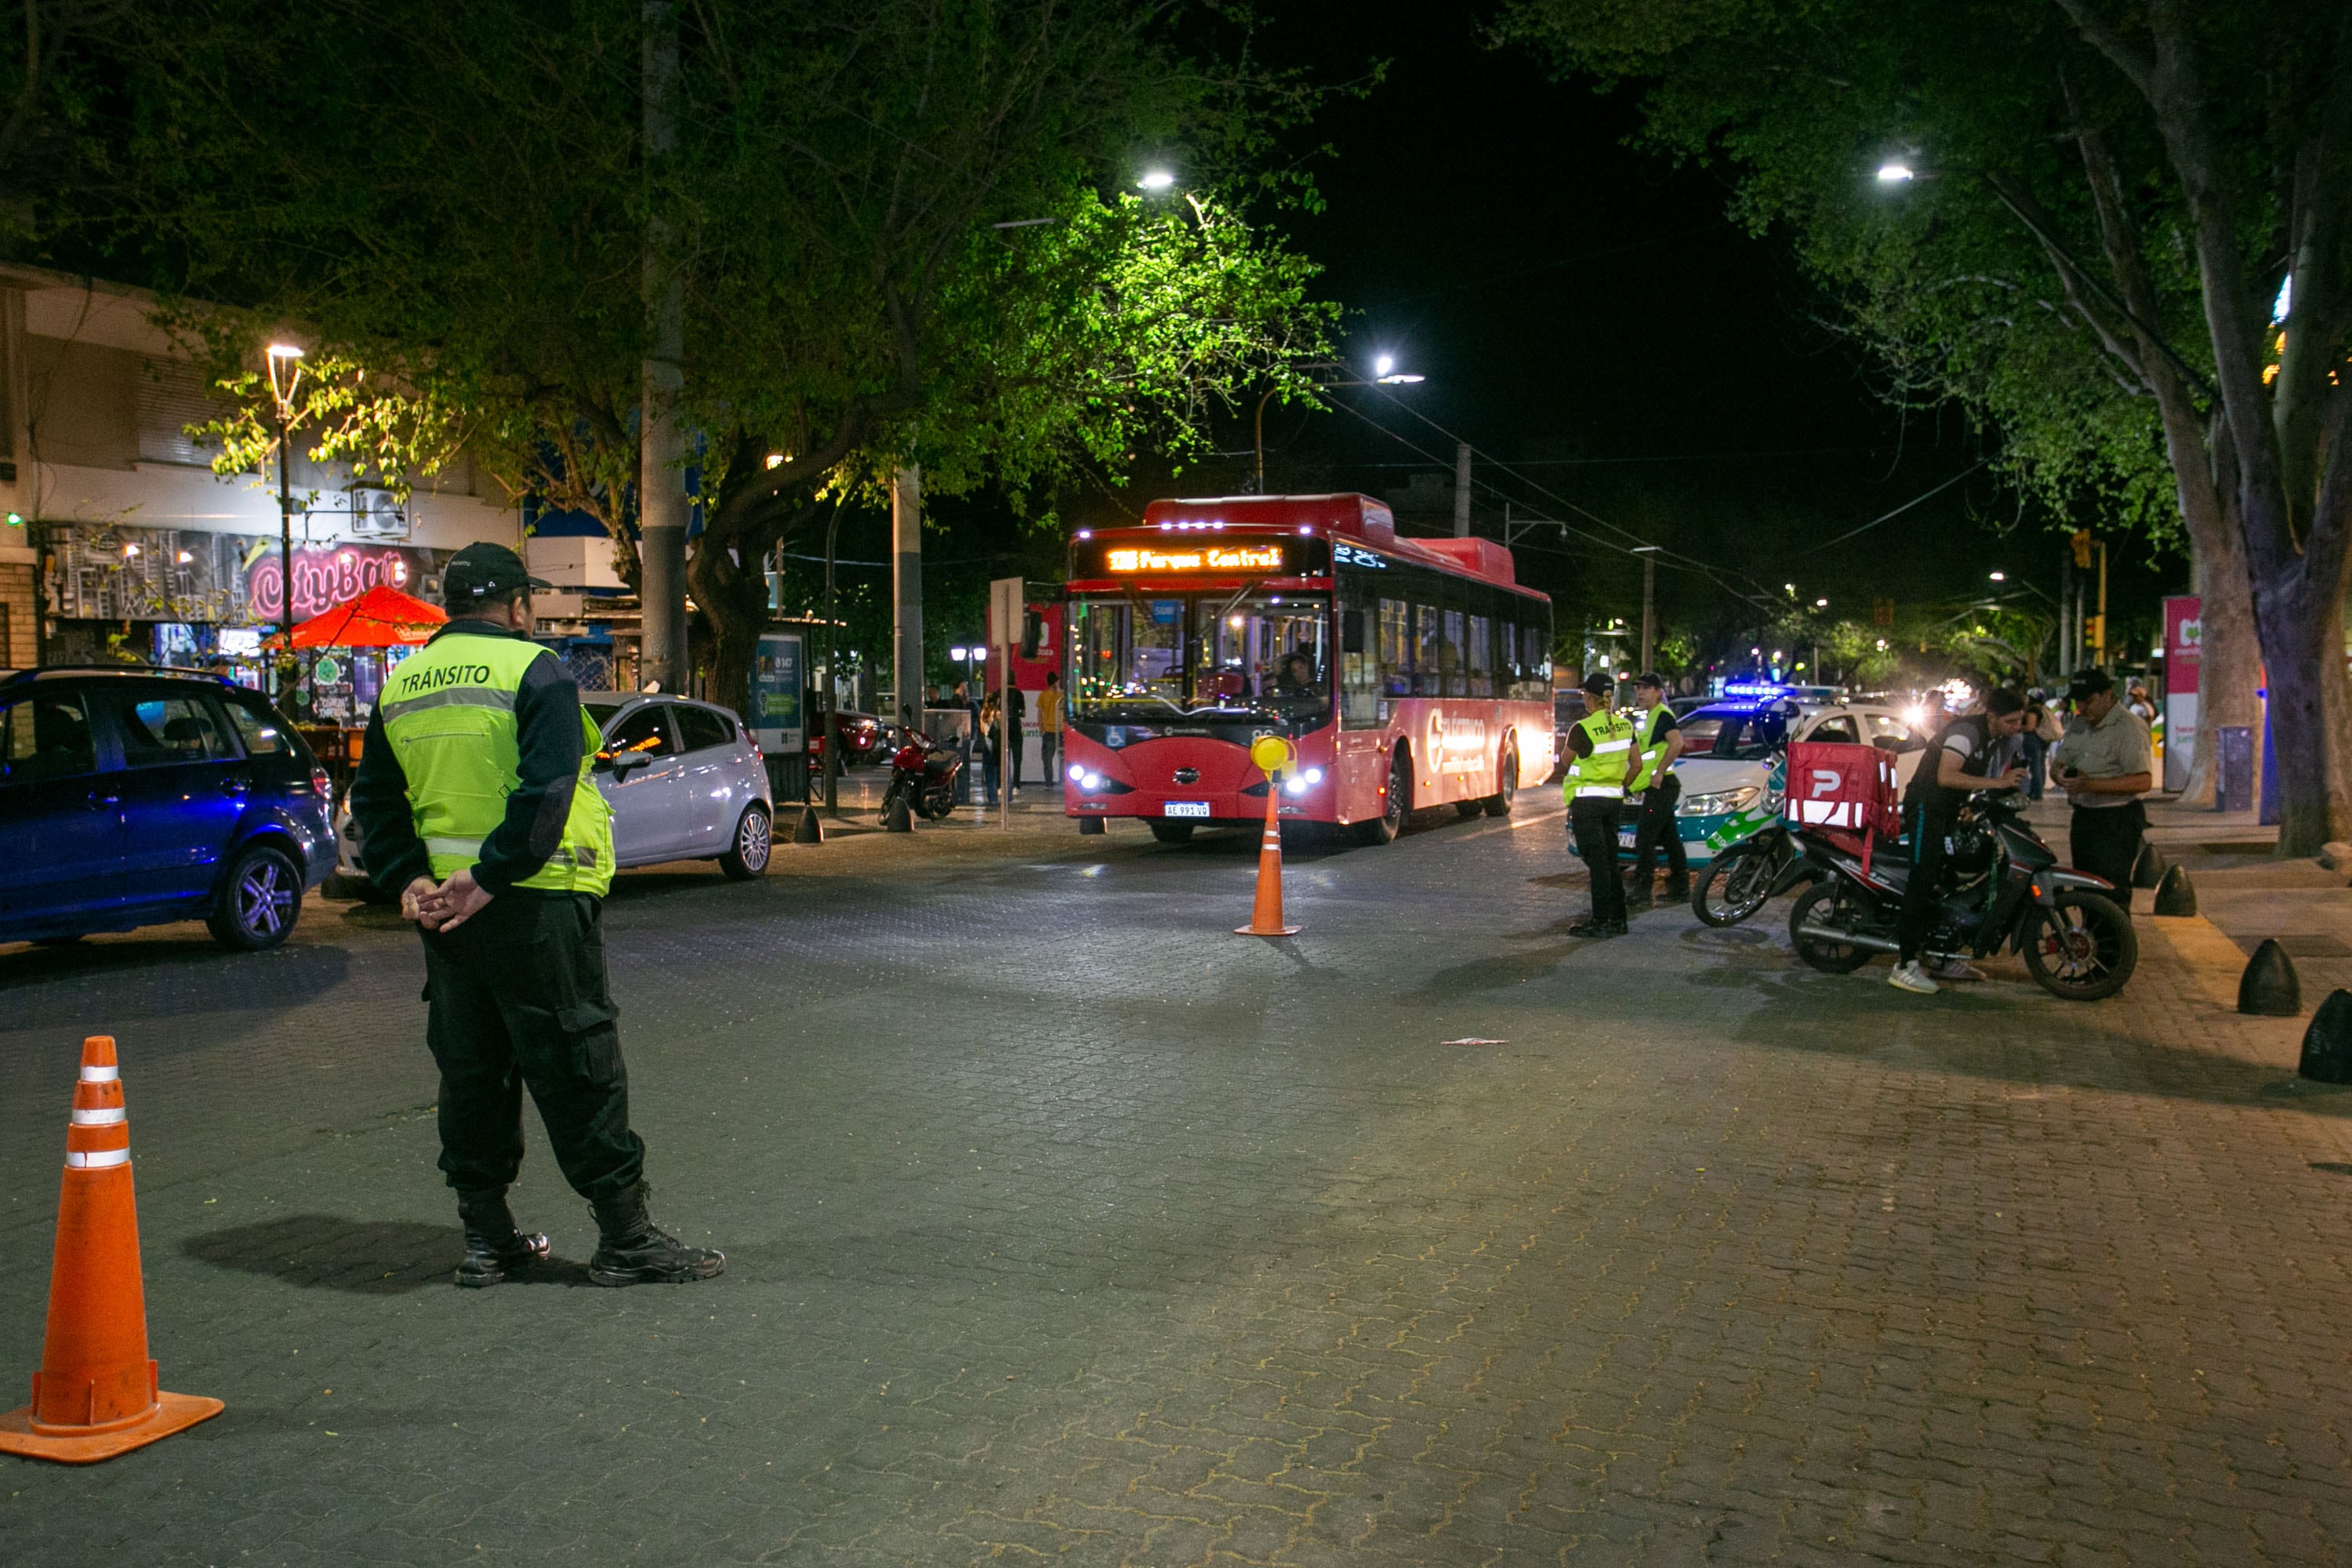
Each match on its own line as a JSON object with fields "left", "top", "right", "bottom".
{"left": 1679, "top": 786, "right": 1761, "bottom": 817}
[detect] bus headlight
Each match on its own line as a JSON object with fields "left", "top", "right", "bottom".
{"left": 1081, "top": 772, "right": 1102, "bottom": 791}
{"left": 1303, "top": 767, "right": 1324, "bottom": 784}
{"left": 1068, "top": 764, "right": 1087, "bottom": 782}
{"left": 1284, "top": 775, "right": 1308, "bottom": 796}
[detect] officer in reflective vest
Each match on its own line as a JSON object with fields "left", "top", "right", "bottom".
{"left": 349, "top": 543, "right": 723, "bottom": 1290}
{"left": 1623, "top": 673, "right": 1690, "bottom": 909}
{"left": 1561, "top": 670, "right": 1636, "bottom": 938}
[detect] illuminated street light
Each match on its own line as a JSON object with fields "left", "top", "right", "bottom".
{"left": 1815, "top": 597, "right": 1829, "bottom": 608}
{"left": 1137, "top": 169, "right": 1176, "bottom": 192}
{"left": 1989, "top": 570, "right": 2007, "bottom": 582}
{"left": 1876, "top": 162, "right": 1915, "bottom": 183}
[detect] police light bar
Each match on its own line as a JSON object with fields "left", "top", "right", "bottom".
{"left": 1721, "top": 681, "right": 1794, "bottom": 699}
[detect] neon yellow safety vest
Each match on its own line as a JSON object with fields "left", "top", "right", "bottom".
{"left": 378, "top": 632, "right": 615, "bottom": 896}
{"left": 1627, "top": 705, "right": 1674, "bottom": 793}
{"left": 1563, "top": 709, "right": 1637, "bottom": 802}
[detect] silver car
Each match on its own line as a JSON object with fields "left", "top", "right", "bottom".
{"left": 334, "top": 693, "right": 774, "bottom": 889}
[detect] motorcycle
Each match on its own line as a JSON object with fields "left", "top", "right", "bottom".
{"left": 1689, "top": 806, "right": 1810, "bottom": 928}
{"left": 1784, "top": 794, "right": 2136, "bottom": 1000}
{"left": 878, "top": 728, "right": 967, "bottom": 821}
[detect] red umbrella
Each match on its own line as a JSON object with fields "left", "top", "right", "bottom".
{"left": 273, "top": 583, "right": 448, "bottom": 648}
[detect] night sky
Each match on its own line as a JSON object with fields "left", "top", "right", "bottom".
{"left": 1221, "top": 0, "right": 2172, "bottom": 664}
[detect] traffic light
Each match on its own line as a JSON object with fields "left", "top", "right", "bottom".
{"left": 2071, "top": 530, "right": 2093, "bottom": 569}
{"left": 2086, "top": 614, "right": 2106, "bottom": 652}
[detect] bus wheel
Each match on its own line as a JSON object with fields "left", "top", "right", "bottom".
{"left": 1353, "top": 746, "right": 1410, "bottom": 846}
{"left": 1148, "top": 820, "right": 1196, "bottom": 845}
{"left": 1482, "top": 741, "right": 1518, "bottom": 817}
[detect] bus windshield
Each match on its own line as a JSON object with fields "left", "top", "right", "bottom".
{"left": 1069, "top": 591, "right": 1331, "bottom": 723}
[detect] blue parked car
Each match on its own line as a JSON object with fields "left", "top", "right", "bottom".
{"left": 0, "top": 668, "right": 336, "bottom": 950}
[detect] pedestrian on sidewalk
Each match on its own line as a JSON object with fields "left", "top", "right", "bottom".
{"left": 1038, "top": 671, "right": 1064, "bottom": 786}
{"left": 1562, "top": 671, "right": 1635, "bottom": 938}
{"left": 348, "top": 543, "right": 724, "bottom": 1290}
{"left": 2018, "top": 695, "right": 2063, "bottom": 800}
{"left": 2053, "top": 668, "right": 2153, "bottom": 902}
{"left": 1889, "top": 687, "right": 2031, "bottom": 996}
{"left": 978, "top": 691, "right": 1003, "bottom": 807}
{"left": 1622, "top": 672, "right": 1689, "bottom": 910}
{"left": 1004, "top": 681, "right": 1025, "bottom": 797}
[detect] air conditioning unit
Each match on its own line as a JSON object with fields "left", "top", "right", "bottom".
{"left": 348, "top": 490, "right": 411, "bottom": 539}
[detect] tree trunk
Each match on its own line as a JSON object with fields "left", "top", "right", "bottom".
{"left": 2252, "top": 573, "right": 2339, "bottom": 854}
{"left": 2182, "top": 524, "right": 2259, "bottom": 808}
{"left": 686, "top": 542, "right": 770, "bottom": 726}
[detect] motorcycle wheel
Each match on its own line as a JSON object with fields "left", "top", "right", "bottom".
{"left": 1693, "top": 840, "right": 1778, "bottom": 928}
{"left": 2020, "top": 891, "right": 2138, "bottom": 1001}
{"left": 1787, "top": 880, "right": 1875, "bottom": 974}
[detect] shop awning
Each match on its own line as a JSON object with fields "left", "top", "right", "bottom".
{"left": 270, "top": 583, "right": 448, "bottom": 648}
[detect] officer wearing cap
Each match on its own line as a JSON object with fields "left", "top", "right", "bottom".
{"left": 348, "top": 542, "right": 723, "bottom": 1289}
{"left": 2051, "top": 667, "right": 2153, "bottom": 902}
{"left": 1561, "top": 671, "right": 1636, "bottom": 937}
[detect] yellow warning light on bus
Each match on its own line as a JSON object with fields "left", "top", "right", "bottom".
{"left": 1105, "top": 545, "right": 1286, "bottom": 573}
{"left": 1250, "top": 735, "right": 1296, "bottom": 775}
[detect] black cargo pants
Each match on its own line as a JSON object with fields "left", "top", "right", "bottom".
{"left": 1570, "top": 798, "right": 1627, "bottom": 924}
{"left": 418, "top": 891, "right": 645, "bottom": 1204}
{"left": 1630, "top": 773, "right": 1689, "bottom": 882}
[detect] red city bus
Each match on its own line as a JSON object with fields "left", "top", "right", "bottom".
{"left": 1060, "top": 492, "right": 1555, "bottom": 844}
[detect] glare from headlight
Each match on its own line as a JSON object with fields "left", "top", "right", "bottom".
{"left": 1067, "top": 764, "right": 1086, "bottom": 782}
{"left": 1081, "top": 772, "right": 1102, "bottom": 790}
{"left": 1678, "top": 786, "right": 1762, "bottom": 816}
{"left": 1303, "top": 767, "right": 1324, "bottom": 784}
{"left": 1284, "top": 776, "right": 1308, "bottom": 796}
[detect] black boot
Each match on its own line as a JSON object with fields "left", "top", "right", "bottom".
{"left": 588, "top": 1182, "right": 725, "bottom": 1287}
{"left": 454, "top": 1189, "right": 550, "bottom": 1289}
{"left": 1567, "top": 916, "right": 1624, "bottom": 939}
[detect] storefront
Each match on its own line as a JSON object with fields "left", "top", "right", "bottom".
{"left": 38, "top": 522, "right": 447, "bottom": 721}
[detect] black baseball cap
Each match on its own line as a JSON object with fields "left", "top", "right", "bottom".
{"left": 2066, "top": 668, "right": 2114, "bottom": 702}
{"left": 1634, "top": 670, "right": 1667, "bottom": 690}
{"left": 442, "top": 542, "right": 550, "bottom": 606}
{"left": 1580, "top": 671, "right": 1613, "bottom": 696}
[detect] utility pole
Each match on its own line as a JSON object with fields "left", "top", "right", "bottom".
{"left": 1453, "top": 442, "right": 1472, "bottom": 537}
{"left": 637, "top": 0, "right": 690, "bottom": 695}
{"left": 1634, "top": 546, "right": 1658, "bottom": 676}
{"left": 2058, "top": 546, "right": 2074, "bottom": 677}
{"left": 2094, "top": 539, "right": 2108, "bottom": 667}
{"left": 891, "top": 465, "right": 924, "bottom": 728}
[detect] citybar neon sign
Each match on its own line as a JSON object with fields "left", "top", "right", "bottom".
{"left": 1105, "top": 545, "right": 1287, "bottom": 573}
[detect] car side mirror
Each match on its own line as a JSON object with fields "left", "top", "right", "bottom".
{"left": 599, "top": 750, "right": 652, "bottom": 779}
{"left": 1871, "top": 735, "right": 1902, "bottom": 753}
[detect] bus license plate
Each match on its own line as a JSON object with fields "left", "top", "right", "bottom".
{"left": 1164, "top": 801, "right": 1210, "bottom": 818}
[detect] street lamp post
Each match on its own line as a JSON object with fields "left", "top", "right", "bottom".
{"left": 1254, "top": 358, "right": 1425, "bottom": 493}
{"left": 265, "top": 344, "right": 305, "bottom": 699}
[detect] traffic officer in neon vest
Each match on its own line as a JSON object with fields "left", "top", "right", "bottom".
{"left": 1622, "top": 672, "right": 1689, "bottom": 910}
{"left": 348, "top": 543, "right": 724, "bottom": 1289}
{"left": 1563, "top": 670, "right": 1636, "bottom": 938}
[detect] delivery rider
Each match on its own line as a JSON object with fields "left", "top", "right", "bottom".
{"left": 349, "top": 542, "right": 724, "bottom": 1290}
{"left": 1562, "top": 671, "right": 1636, "bottom": 938}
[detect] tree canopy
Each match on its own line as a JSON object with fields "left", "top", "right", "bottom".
{"left": 1504, "top": 0, "right": 2352, "bottom": 848}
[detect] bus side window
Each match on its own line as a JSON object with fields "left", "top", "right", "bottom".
{"left": 1378, "top": 597, "right": 1412, "bottom": 697}
{"left": 1342, "top": 610, "right": 1366, "bottom": 654}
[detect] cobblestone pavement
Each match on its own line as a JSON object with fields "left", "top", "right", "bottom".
{"left": 5, "top": 797, "right": 2352, "bottom": 1566}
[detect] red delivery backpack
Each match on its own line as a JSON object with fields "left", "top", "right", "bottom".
{"left": 1784, "top": 740, "right": 1901, "bottom": 871}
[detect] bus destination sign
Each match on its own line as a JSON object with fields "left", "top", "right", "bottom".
{"left": 1073, "top": 534, "right": 1329, "bottom": 579}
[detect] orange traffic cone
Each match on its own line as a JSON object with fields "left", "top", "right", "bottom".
{"left": 0, "top": 1036, "right": 223, "bottom": 1464}
{"left": 1235, "top": 777, "right": 1301, "bottom": 938}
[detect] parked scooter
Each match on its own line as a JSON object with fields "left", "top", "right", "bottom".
{"left": 879, "top": 728, "right": 967, "bottom": 821}
{"left": 1689, "top": 807, "right": 1809, "bottom": 928}
{"left": 1784, "top": 794, "right": 2135, "bottom": 1000}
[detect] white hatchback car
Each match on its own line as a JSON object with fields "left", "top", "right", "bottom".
{"left": 334, "top": 692, "right": 774, "bottom": 890}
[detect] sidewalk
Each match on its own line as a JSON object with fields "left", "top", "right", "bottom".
{"left": 2026, "top": 790, "right": 2352, "bottom": 1004}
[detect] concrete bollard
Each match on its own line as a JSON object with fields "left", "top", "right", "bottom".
{"left": 2132, "top": 841, "right": 2168, "bottom": 890}
{"left": 793, "top": 804, "right": 824, "bottom": 844}
{"left": 2238, "top": 938, "right": 2303, "bottom": 1016}
{"left": 2297, "top": 990, "right": 2352, "bottom": 1083}
{"left": 2152, "top": 863, "right": 2198, "bottom": 916}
